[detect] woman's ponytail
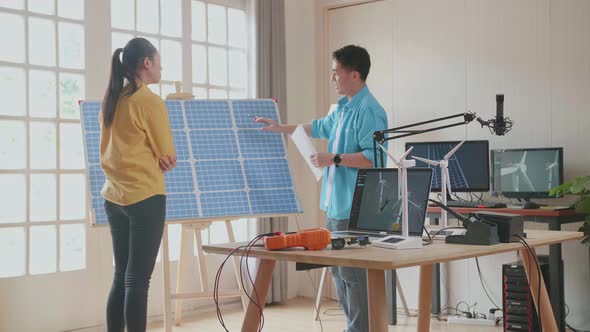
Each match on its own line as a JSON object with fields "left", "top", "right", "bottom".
{"left": 102, "top": 48, "right": 125, "bottom": 128}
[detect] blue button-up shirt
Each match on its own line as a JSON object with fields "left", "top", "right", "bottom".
{"left": 311, "top": 86, "right": 388, "bottom": 220}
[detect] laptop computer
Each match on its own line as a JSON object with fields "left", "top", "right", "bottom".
{"left": 331, "top": 167, "right": 433, "bottom": 240}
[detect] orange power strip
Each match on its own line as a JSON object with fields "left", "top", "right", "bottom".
{"left": 263, "top": 228, "right": 331, "bottom": 251}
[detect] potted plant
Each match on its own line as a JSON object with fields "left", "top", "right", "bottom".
{"left": 550, "top": 175, "right": 590, "bottom": 246}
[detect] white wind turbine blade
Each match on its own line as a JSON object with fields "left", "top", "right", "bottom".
{"left": 412, "top": 156, "right": 440, "bottom": 166}
{"left": 519, "top": 168, "right": 536, "bottom": 191}
{"left": 501, "top": 165, "right": 519, "bottom": 176}
{"left": 443, "top": 140, "right": 465, "bottom": 160}
{"left": 378, "top": 144, "right": 399, "bottom": 165}
{"left": 399, "top": 146, "right": 414, "bottom": 162}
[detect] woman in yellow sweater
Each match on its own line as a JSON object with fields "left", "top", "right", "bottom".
{"left": 100, "top": 37, "right": 176, "bottom": 332}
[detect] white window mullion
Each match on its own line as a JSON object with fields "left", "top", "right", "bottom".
{"left": 24, "top": 0, "right": 31, "bottom": 276}
{"left": 54, "top": 3, "right": 61, "bottom": 273}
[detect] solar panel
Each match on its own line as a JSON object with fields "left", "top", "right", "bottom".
{"left": 80, "top": 99, "right": 302, "bottom": 225}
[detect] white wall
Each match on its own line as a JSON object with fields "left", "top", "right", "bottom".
{"left": 285, "top": 0, "right": 590, "bottom": 328}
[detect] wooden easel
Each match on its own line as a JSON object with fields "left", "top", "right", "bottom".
{"left": 161, "top": 219, "right": 247, "bottom": 332}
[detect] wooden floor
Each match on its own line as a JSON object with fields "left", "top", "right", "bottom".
{"left": 148, "top": 297, "right": 503, "bottom": 332}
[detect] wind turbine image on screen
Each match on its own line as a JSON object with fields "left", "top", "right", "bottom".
{"left": 499, "top": 150, "right": 561, "bottom": 192}
{"left": 424, "top": 143, "right": 469, "bottom": 189}
{"left": 79, "top": 99, "right": 302, "bottom": 225}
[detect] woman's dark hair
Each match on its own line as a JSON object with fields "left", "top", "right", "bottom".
{"left": 332, "top": 45, "right": 371, "bottom": 81}
{"left": 102, "top": 37, "right": 157, "bottom": 128}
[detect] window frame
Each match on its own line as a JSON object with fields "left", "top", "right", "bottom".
{"left": 0, "top": 1, "right": 87, "bottom": 277}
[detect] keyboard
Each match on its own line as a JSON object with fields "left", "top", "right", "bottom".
{"left": 440, "top": 201, "right": 507, "bottom": 209}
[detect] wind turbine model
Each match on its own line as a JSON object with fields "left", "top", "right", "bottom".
{"left": 411, "top": 140, "right": 465, "bottom": 228}
{"left": 501, "top": 151, "right": 535, "bottom": 191}
{"left": 372, "top": 145, "right": 423, "bottom": 250}
{"left": 546, "top": 151, "right": 559, "bottom": 190}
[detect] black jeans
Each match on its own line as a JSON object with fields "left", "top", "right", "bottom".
{"left": 105, "top": 195, "right": 166, "bottom": 332}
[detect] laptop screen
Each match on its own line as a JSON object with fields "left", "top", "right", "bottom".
{"left": 348, "top": 168, "right": 433, "bottom": 236}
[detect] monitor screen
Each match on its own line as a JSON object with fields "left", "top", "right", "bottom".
{"left": 491, "top": 148, "right": 564, "bottom": 198}
{"left": 349, "top": 168, "right": 433, "bottom": 236}
{"left": 405, "top": 140, "right": 490, "bottom": 192}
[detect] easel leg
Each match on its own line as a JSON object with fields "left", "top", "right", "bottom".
{"left": 162, "top": 224, "right": 172, "bottom": 332}
{"left": 193, "top": 226, "right": 209, "bottom": 293}
{"left": 225, "top": 220, "right": 249, "bottom": 311}
{"left": 396, "top": 275, "right": 411, "bottom": 317}
{"left": 519, "top": 247, "right": 558, "bottom": 332}
{"left": 174, "top": 225, "right": 190, "bottom": 325}
{"left": 314, "top": 267, "right": 327, "bottom": 321}
{"left": 241, "top": 259, "right": 276, "bottom": 332}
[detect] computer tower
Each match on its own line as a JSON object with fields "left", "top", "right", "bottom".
{"left": 502, "top": 255, "right": 550, "bottom": 332}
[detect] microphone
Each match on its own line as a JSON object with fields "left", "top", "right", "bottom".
{"left": 475, "top": 94, "right": 513, "bottom": 135}
{"left": 494, "top": 94, "right": 507, "bottom": 135}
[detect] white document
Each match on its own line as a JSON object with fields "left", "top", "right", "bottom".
{"left": 290, "top": 125, "right": 323, "bottom": 182}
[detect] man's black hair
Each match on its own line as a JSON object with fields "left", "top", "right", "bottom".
{"left": 332, "top": 45, "right": 371, "bottom": 81}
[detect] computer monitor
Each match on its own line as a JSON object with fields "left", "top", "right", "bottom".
{"left": 349, "top": 168, "right": 433, "bottom": 236}
{"left": 405, "top": 140, "right": 490, "bottom": 192}
{"left": 491, "top": 147, "right": 564, "bottom": 199}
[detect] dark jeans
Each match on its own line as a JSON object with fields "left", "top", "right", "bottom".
{"left": 105, "top": 195, "right": 166, "bottom": 332}
{"left": 326, "top": 218, "right": 369, "bottom": 332}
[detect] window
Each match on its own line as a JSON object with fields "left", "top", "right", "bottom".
{"left": 0, "top": 0, "right": 86, "bottom": 277}
{"left": 110, "top": 0, "right": 252, "bottom": 261}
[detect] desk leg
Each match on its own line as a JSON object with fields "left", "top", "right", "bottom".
{"left": 385, "top": 270, "right": 397, "bottom": 325}
{"left": 548, "top": 221, "right": 565, "bottom": 332}
{"left": 431, "top": 263, "right": 441, "bottom": 315}
{"left": 418, "top": 264, "right": 433, "bottom": 332}
{"left": 520, "top": 247, "right": 558, "bottom": 332}
{"left": 367, "top": 269, "right": 387, "bottom": 332}
{"left": 241, "top": 259, "right": 276, "bottom": 332}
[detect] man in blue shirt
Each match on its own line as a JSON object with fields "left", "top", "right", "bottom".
{"left": 256, "top": 45, "right": 388, "bottom": 332}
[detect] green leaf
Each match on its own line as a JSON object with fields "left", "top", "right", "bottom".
{"left": 574, "top": 197, "right": 590, "bottom": 214}
{"left": 570, "top": 176, "right": 590, "bottom": 194}
{"left": 550, "top": 182, "right": 573, "bottom": 196}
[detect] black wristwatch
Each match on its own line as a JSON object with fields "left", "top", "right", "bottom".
{"left": 333, "top": 154, "right": 342, "bottom": 167}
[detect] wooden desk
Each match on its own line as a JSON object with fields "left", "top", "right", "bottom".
{"left": 204, "top": 230, "right": 582, "bottom": 332}
{"left": 427, "top": 207, "right": 585, "bottom": 331}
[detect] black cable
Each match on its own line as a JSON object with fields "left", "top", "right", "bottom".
{"left": 240, "top": 235, "right": 272, "bottom": 332}
{"left": 516, "top": 234, "right": 543, "bottom": 332}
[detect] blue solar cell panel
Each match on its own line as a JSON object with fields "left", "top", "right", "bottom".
{"left": 91, "top": 197, "right": 108, "bottom": 224}
{"left": 88, "top": 165, "right": 105, "bottom": 195}
{"left": 250, "top": 189, "right": 300, "bottom": 215}
{"left": 195, "top": 160, "right": 245, "bottom": 192}
{"left": 164, "top": 161, "right": 195, "bottom": 193}
{"left": 190, "top": 130, "right": 239, "bottom": 160}
{"left": 80, "top": 102, "right": 101, "bottom": 132}
{"left": 166, "top": 193, "right": 200, "bottom": 219}
{"left": 238, "top": 130, "right": 285, "bottom": 159}
{"left": 244, "top": 159, "right": 292, "bottom": 189}
{"left": 201, "top": 191, "right": 250, "bottom": 217}
{"left": 85, "top": 132, "right": 101, "bottom": 164}
{"left": 185, "top": 100, "right": 232, "bottom": 129}
{"left": 233, "top": 100, "right": 280, "bottom": 129}
{"left": 172, "top": 131, "right": 190, "bottom": 161}
{"left": 80, "top": 99, "right": 301, "bottom": 225}
{"left": 165, "top": 100, "right": 185, "bottom": 130}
